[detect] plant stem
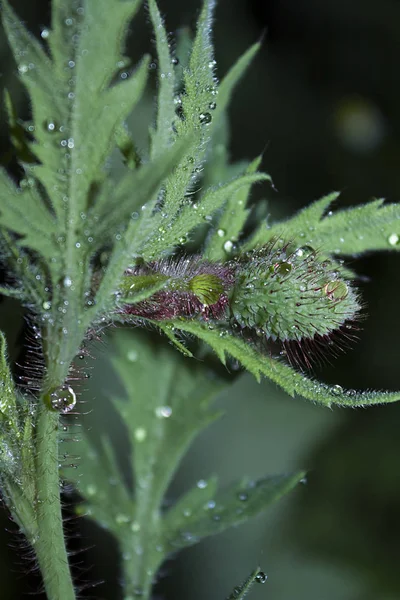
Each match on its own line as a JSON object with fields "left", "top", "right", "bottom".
{"left": 120, "top": 482, "right": 164, "bottom": 600}
{"left": 33, "top": 402, "right": 76, "bottom": 600}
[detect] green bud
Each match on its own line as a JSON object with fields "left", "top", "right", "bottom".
{"left": 230, "top": 244, "right": 361, "bottom": 342}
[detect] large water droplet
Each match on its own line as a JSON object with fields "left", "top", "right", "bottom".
{"left": 256, "top": 571, "right": 268, "bottom": 584}
{"left": 224, "top": 240, "right": 233, "bottom": 253}
{"left": 45, "top": 385, "right": 76, "bottom": 413}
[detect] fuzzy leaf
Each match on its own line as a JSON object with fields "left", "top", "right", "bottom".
{"left": 148, "top": 0, "right": 176, "bottom": 159}
{"left": 246, "top": 192, "right": 400, "bottom": 256}
{"left": 213, "top": 41, "right": 261, "bottom": 130}
{"left": 170, "top": 321, "right": 400, "bottom": 408}
{"left": 141, "top": 171, "right": 270, "bottom": 260}
{"left": 0, "top": 169, "right": 59, "bottom": 259}
{"left": 163, "top": 472, "right": 304, "bottom": 550}
{"left": 161, "top": 0, "right": 217, "bottom": 218}
{"left": 205, "top": 156, "right": 263, "bottom": 260}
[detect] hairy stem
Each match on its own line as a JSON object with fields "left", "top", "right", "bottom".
{"left": 33, "top": 403, "right": 75, "bottom": 600}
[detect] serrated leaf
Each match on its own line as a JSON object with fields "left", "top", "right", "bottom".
{"left": 153, "top": 322, "right": 193, "bottom": 357}
{"left": 246, "top": 192, "right": 400, "bottom": 256}
{"left": 205, "top": 156, "right": 263, "bottom": 260}
{"left": 62, "top": 431, "right": 132, "bottom": 534}
{"left": 111, "top": 329, "right": 225, "bottom": 500}
{"left": 170, "top": 321, "right": 400, "bottom": 407}
{"left": 161, "top": 0, "right": 217, "bottom": 218}
{"left": 148, "top": 0, "right": 176, "bottom": 159}
{"left": 213, "top": 41, "right": 261, "bottom": 130}
{"left": 0, "top": 169, "right": 59, "bottom": 259}
{"left": 141, "top": 171, "right": 270, "bottom": 260}
{"left": 163, "top": 472, "right": 304, "bottom": 550}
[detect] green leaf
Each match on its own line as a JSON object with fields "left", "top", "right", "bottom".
{"left": 205, "top": 156, "right": 264, "bottom": 260}
{"left": 213, "top": 41, "right": 261, "bottom": 130}
{"left": 63, "top": 431, "right": 133, "bottom": 534}
{"left": 161, "top": 0, "right": 217, "bottom": 218}
{"left": 148, "top": 0, "right": 176, "bottom": 159}
{"left": 141, "top": 171, "right": 270, "bottom": 260}
{"left": 0, "top": 169, "right": 59, "bottom": 259}
{"left": 246, "top": 192, "right": 400, "bottom": 256}
{"left": 163, "top": 472, "right": 304, "bottom": 551}
{"left": 170, "top": 321, "right": 400, "bottom": 407}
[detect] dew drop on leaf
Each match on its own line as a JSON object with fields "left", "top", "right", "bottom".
{"left": 224, "top": 240, "right": 233, "bottom": 253}
{"left": 209, "top": 101, "right": 217, "bottom": 110}
{"left": 155, "top": 406, "right": 172, "bottom": 418}
{"left": 127, "top": 349, "right": 138, "bottom": 362}
{"left": 331, "top": 384, "right": 343, "bottom": 396}
{"left": 86, "top": 484, "right": 96, "bottom": 497}
{"left": 197, "top": 479, "right": 207, "bottom": 489}
{"left": 134, "top": 427, "right": 147, "bottom": 442}
{"left": 388, "top": 233, "right": 399, "bottom": 246}
{"left": 256, "top": 571, "right": 268, "bottom": 584}
{"left": 199, "top": 112, "right": 212, "bottom": 125}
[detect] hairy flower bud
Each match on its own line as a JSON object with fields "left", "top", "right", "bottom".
{"left": 230, "top": 242, "right": 361, "bottom": 343}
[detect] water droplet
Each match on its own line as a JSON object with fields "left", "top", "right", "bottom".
{"left": 42, "top": 300, "right": 51, "bottom": 310}
{"left": 324, "top": 280, "right": 348, "bottom": 300}
{"left": 295, "top": 245, "right": 315, "bottom": 260}
{"left": 131, "top": 521, "right": 140, "bottom": 532}
{"left": 40, "top": 28, "right": 50, "bottom": 39}
{"left": 86, "top": 484, "right": 96, "bottom": 497}
{"left": 256, "top": 571, "right": 268, "bottom": 584}
{"left": 331, "top": 384, "right": 343, "bottom": 396}
{"left": 63, "top": 276, "right": 72, "bottom": 287}
{"left": 134, "top": 428, "right": 147, "bottom": 442}
{"left": 171, "top": 57, "right": 179, "bottom": 65}
{"left": 209, "top": 101, "right": 217, "bottom": 110}
{"left": 276, "top": 261, "right": 292, "bottom": 276}
{"left": 388, "top": 233, "right": 399, "bottom": 246}
{"left": 199, "top": 112, "right": 212, "bottom": 125}
{"left": 45, "top": 385, "right": 76, "bottom": 413}
{"left": 217, "top": 228, "right": 225, "bottom": 237}
{"left": 18, "top": 64, "right": 29, "bottom": 74}
{"left": 155, "top": 406, "right": 172, "bottom": 418}
{"left": 115, "top": 514, "right": 130, "bottom": 525}
{"left": 197, "top": 479, "right": 207, "bottom": 489}
{"left": 208, "top": 59, "right": 217, "bottom": 68}
{"left": 127, "top": 349, "right": 138, "bottom": 362}
{"left": 238, "top": 492, "right": 248, "bottom": 501}
{"left": 224, "top": 240, "right": 233, "bottom": 253}
{"left": 68, "top": 60, "right": 75, "bottom": 68}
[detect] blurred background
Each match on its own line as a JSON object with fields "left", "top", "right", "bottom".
{"left": 1, "top": 0, "right": 400, "bottom": 598}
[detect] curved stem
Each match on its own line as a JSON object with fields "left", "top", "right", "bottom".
{"left": 33, "top": 403, "right": 76, "bottom": 600}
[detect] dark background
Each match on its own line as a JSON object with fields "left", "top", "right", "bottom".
{"left": 1, "top": 0, "right": 400, "bottom": 598}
